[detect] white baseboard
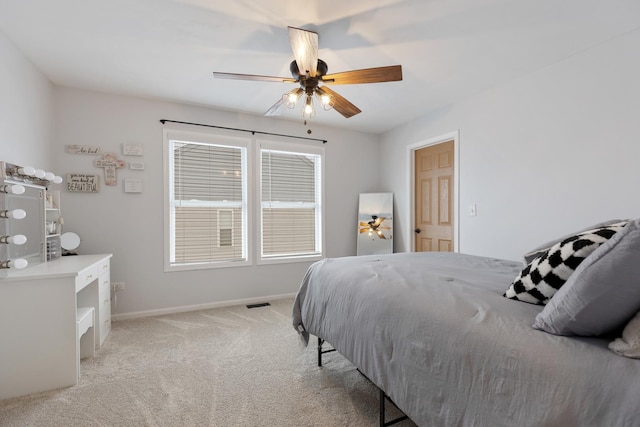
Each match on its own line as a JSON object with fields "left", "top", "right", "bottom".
{"left": 112, "top": 293, "right": 297, "bottom": 321}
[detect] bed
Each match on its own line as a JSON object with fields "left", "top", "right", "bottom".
{"left": 292, "top": 219, "right": 640, "bottom": 426}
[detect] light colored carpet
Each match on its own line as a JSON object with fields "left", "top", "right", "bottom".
{"left": 0, "top": 298, "right": 415, "bottom": 426}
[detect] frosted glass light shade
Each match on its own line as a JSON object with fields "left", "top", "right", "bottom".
{"left": 18, "top": 166, "right": 36, "bottom": 176}
{"left": 1, "top": 234, "right": 27, "bottom": 245}
{"left": 0, "top": 209, "right": 27, "bottom": 219}
{"left": 10, "top": 258, "right": 28, "bottom": 269}
{"left": 1, "top": 184, "right": 25, "bottom": 195}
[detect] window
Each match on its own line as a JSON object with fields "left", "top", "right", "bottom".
{"left": 260, "top": 147, "right": 322, "bottom": 260}
{"left": 165, "top": 131, "right": 248, "bottom": 270}
{"left": 164, "top": 128, "right": 323, "bottom": 271}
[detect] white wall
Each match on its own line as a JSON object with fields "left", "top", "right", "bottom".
{"left": 0, "top": 30, "right": 54, "bottom": 168}
{"left": 381, "top": 28, "right": 640, "bottom": 261}
{"left": 54, "top": 88, "right": 380, "bottom": 317}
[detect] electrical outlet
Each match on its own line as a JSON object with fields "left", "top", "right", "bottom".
{"left": 111, "top": 282, "right": 125, "bottom": 291}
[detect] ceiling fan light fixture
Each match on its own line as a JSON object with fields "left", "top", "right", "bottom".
{"left": 302, "top": 95, "right": 315, "bottom": 119}
{"left": 317, "top": 91, "right": 334, "bottom": 111}
{"left": 283, "top": 88, "right": 302, "bottom": 109}
{"left": 213, "top": 26, "right": 402, "bottom": 123}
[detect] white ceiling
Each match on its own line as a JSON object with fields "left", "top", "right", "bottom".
{"left": 2, "top": 0, "right": 639, "bottom": 134}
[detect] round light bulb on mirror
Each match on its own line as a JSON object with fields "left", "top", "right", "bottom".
{"left": 44, "top": 172, "right": 55, "bottom": 181}
{"left": 0, "top": 209, "right": 27, "bottom": 219}
{"left": 0, "top": 184, "right": 25, "bottom": 195}
{"left": 0, "top": 234, "right": 27, "bottom": 245}
{"left": 34, "top": 169, "right": 46, "bottom": 178}
{"left": 10, "top": 258, "right": 28, "bottom": 269}
{"left": 18, "top": 166, "right": 36, "bottom": 176}
{"left": 0, "top": 258, "right": 28, "bottom": 269}
{"left": 52, "top": 175, "right": 63, "bottom": 184}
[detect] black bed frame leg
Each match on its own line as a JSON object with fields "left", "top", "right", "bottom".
{"left": 315, "top": 338, "right": 408, "bottom": 425}
{"left": 379, "top": 388, "right": 409, "bottom": 426}
{"left": 317, "top": 337, "right": 337, "bottom": 367}
{"left": 379, "top": 388, "right": 386, "bottom": 427}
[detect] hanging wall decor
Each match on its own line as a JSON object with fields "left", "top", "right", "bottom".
{"left": 65, "top": 144, "right": 102, "bottom": 155}
{"left": 128, "top": 162, "right": 145, "bottom": 170}
{"left": 122, "top": 143, "right": 144, "bottom": 156}
{"left": 124, "top": 178, "right": 143, "bottom": 193}
{"left": 94, "top": 153, "right": 125, "bottom": 186}
{"left": 66, "top": 174, "right": 100, "bottom": 193}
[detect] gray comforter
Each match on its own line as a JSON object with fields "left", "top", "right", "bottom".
{"left": 292, "top": 252, "right": 640, "bottom": 426}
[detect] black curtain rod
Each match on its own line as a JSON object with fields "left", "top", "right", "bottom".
{"left": 159, "top": 119, "right": 327, "bottom": 144}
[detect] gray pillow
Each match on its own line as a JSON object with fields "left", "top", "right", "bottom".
{"left": 523, "top": 219, "right": 627, "bottom": 264}
{"left": 533, "top": 218, "right": 640, "bottom": 336}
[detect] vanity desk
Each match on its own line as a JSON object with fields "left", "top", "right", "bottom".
{"left": 0, "top": 254, "right": 112, "bottom": 400}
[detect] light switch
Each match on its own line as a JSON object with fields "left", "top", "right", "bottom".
{"left": 469, "top": 204, "right": 477, "bottom": 216}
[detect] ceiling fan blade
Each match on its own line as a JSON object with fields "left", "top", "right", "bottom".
{"left": 376, "top": 230, "right": 387, "bottom": 239}
{"left": 373, "top": 217, "right": 385, "bottom": 227}
{"left": 321, "top": 65, "right": 402, "bottom": 85}
{"left": 264, "top": 98, "right": 286, "bottom": 116}
{"left": 265, "top": 87, "right": 304, "bottom": 116}
{"left": 213, "top": 72, "right": 296, "bottom": 83}
{"left": 316, "top": 86, "right": 361, "bottom": 118}
{"left": 288, "top": 26, "right": 318, "bottom": 77}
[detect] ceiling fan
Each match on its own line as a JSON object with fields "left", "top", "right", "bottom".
{"left": 213, "top": 26, "right": 403, "bottom": 122}
{"left": 359, "top": 215, "right": 391, "bottom": 239}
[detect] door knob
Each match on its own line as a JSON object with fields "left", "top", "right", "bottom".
{"left": 414, "top": 228, "right": 421, "bottom": 234}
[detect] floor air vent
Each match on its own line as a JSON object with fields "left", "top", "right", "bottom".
{"left": 246, "top": 302, "right": 271, "bottom": 309}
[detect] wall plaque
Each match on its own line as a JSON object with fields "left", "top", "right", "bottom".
{"left": 124, "top": 178, "right": 143, "bottom": 193}
{"left": 122, "top": 143, "right": 144, "bottom": 156}
{"left": 129, "top": 161, "right": 145, "bottom": 170}
{"left": 65, "top": 145, "right": 102, "bottom": 155}
{"left": 66, "top": 174, "right": 100, "bottom": 193}
{"left": 95, "top": 153, "right": 125, "bottom": 186}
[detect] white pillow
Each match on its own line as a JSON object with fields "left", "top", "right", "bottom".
{"left": 609, "top": 311, "right": 640, "bottom": 359}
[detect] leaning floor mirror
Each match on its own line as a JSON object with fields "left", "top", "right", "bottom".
{"left": 357, "top": 192, "right": 393, "bottom": 255}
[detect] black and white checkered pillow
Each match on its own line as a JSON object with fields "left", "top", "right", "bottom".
{"left": 504, "top": 221, "right": 628, "bottom": 305}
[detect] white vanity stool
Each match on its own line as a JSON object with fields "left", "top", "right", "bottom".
{"left": 76, "top": 306, "right": 95, "bottom": 378}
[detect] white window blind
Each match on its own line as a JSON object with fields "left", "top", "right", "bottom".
{"left": 169, "top": 139, "right": 246, "bottom": 266}
{"left": 261, "top": 148, "right": 321, "bottom": 259}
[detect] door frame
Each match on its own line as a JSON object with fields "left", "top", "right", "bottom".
{"left": 407, "top": 130, "right": 460, "bottom": 252}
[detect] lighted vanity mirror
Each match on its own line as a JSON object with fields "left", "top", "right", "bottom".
{"left": 3, "top": 184, "right": 45, "bottom": 264}
{"left": 357, "top": 192, "right": 393, "bottom": 256}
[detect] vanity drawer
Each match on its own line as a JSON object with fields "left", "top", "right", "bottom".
{"left": 75, "top": 265, "right": 99, "bottom": 291}
{"left": 98, "top": 271, "right": 111, "bottom": 346}
{"left": 98, "top": 270, "right": 110, "bottom": 295}
{"left": 99, "top": 295, "right": 111, "bottom": 345}
{"left": 98, "top": 258, "right": 110, "bottom": 276}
